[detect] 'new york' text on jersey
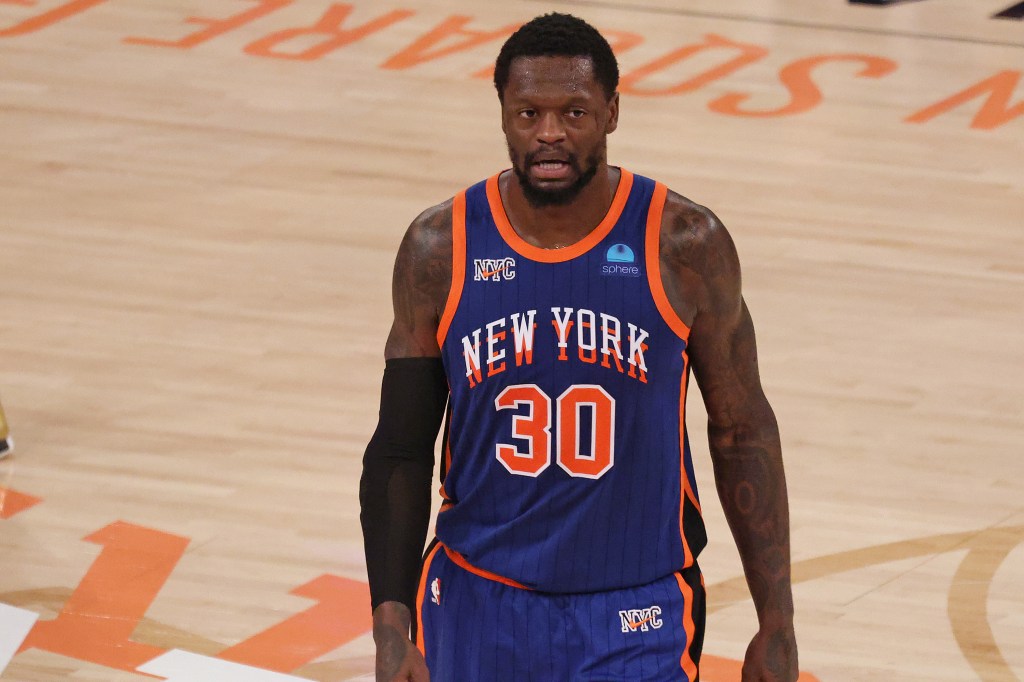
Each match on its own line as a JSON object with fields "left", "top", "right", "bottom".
{"left": 436, "top": 169, "right": 707, "bottom": 593}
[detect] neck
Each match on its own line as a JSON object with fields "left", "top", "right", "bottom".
{"left": 501, "top": 164, "right": 620, "bottom": 249}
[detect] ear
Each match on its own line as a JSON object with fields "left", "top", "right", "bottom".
{"left": 605, "top": 92, "right": 619, "bottom": 134}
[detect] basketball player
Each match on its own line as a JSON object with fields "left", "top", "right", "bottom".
{"left": 360, "top": 13, "right": 798, "bottom": 682}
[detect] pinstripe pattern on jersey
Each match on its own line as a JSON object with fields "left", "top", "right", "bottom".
{"left": 436, "top": 169, "right": 707, "bottom": 593}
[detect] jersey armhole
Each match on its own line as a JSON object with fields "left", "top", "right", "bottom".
{"left": 645, "top": 182, "right": 692, "bottom": 341}
{"left": 436, "top": 191, "right": 467, "bottom": 348}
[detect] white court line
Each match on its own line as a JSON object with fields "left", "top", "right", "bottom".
{"left": 137, "top": 649, "right": 310, "bottom": 681}
{"left": 0, "top": 603, "right": 38, "bottom": 675}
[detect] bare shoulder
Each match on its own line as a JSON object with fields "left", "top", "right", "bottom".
{"left": 386, "top": 198, "right": 454, "bottom": 358}
{"left": 660, "top": 190, "right": 738, "bottom": 276}
{"left": 404, "top": 198, "right": 454, "bottom": 310}
{"left": 403, "top": 198, "right": 454, "bottom": 261}
{"left": 659, "top": 189, "right": 741, "bottom": 315}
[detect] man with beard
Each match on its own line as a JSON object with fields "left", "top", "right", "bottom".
{"left": 360, "top": 12, "right": 798, "bottom": 682}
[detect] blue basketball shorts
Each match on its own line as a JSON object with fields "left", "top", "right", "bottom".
{"left": 415, "top": 542, "right": 706, "bottom": 682}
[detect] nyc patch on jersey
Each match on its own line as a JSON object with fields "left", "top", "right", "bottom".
{"left": 436, "top": 170, "right": 707, "bottom": 593}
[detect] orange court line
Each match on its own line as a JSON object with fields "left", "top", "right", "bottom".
{"left": 19, "top": 521, "right": 189, "bottom": 670}
{"left": 218, "top": 574, "right": 371, "bottom": 672}
{"left": 0, "top": 486, "right": 42, "bottom": 519}
{"left": 700, "top": 653, "right": 744, "bottom": 680}
{"left": 701, "top": 654, "right": 821, "bottom": 682}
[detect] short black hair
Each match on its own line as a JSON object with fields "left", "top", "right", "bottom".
{"left": 494, "top": 13, "right": 619, "bottom": 101}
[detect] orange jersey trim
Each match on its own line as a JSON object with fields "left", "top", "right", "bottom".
{"left": 444, "top": 410, "right": 453, "bottom": 475}
{"left": 680, "top": 352, "right": 701, "bottom": 512}
{"left": 436, "top": 191, "right": 467, "bottom": 348}
{"left": 438, "top": 477, "right": 453, "bottom": 514}
{"left": 678, "top": 351, "right": 701, "bottom": 568}
{"left": 485, "top": 169, "right": 634, "bottom": 263}
{"left": 443, "top": 545, "right": 532, "bottom": 590}
{"left": 415, "top": 542, "right": 444, "bottom": 656}
{"left": 646, "top": 181, "right": 699, "bottom": 564}
{"left": 437, "top": 405, "right": 454, "bottom": 514}
{"left": 644, "top": 182, "right": 691, "bottom": 340}
{"left": 674, "top": 571, "right": 700, "bottom": 681}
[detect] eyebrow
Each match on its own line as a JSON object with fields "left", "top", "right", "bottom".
{"left": 506, "top": 91, "right": 597, "bottom": 104}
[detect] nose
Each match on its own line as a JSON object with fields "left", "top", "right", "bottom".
{"left": 536, "top": 111, "right": 566, "bottom": 145}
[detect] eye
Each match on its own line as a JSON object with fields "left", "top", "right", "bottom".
{"left": 519, "top": 109, "right": 537, "bottom": 119}
{"left": 567, "top": 108, "right": 587, "bottom": 119}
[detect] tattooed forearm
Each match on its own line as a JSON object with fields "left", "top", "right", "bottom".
{"left": 709, "top": 423, "right": 794, "bottom": 624}
{"left": 372, "top": 601, "right": 417, "bottom": 680}
{"left": 375, "top": 622, "right": 409, "bottom": 679}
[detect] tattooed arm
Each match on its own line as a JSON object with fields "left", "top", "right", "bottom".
{"left": 363, "top": 200, "right": 453, "bottom": 682}
{"left": 660, "top": 194, "right": 798, "bottom": 682}
{"left": 384, "top": 200, "right": 454, "bottom": 361}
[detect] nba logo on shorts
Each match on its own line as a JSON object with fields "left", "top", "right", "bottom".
{"left": 431, "top": 578, "right": 441, "bottom": 605}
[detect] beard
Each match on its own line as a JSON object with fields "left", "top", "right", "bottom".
{"left": 510, "top": 145, "right": 603, "bottom": 208}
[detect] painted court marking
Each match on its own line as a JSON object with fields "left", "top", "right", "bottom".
{"left": 3, "top": 521, "right": 1021, "bottom": 679}
{"left": 702, "top": 654, "right": 820, "bottom": 681}
{"left": 19, "top": 521, "right": 190, "bottom": 671}
{"left": 0, "top": 3, "right": 1020, "bottom": 130}
{"left": 546, "top": 0, "right": 1024, "bottom": 48}
{"left": 217, "top": 574, "right": 371, "bottom": 673}
{"left": 137, "top": 649, "right": 309, "bottom": 681}
{"left": 0, "top": 603, "right": 38, "bottom": 676}
{"left": 0, "top": 486, "right": 42, "bottom": 519}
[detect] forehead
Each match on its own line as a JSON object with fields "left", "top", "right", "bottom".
{"left": 504, "top": 55, "right": 604, "bottom": 101}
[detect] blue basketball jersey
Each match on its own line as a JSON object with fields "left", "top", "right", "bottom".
{"left": 435, "top": 169, "right": 707, "bottom": 593}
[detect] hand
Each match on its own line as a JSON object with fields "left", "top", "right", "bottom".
{"left": 375, "top": 629, "right": 429, "bottom": 682}
{"left": 741, "top": 621, "right": 798, "bottom": 682}
{"left": 373, "top": 602, "right": 430, "bottom": 682}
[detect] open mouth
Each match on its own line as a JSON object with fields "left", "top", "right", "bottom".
{"left": 531, "top": 159, "right": 572, "bottom": 180}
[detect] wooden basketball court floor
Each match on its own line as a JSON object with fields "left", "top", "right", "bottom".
{"left": 1, "top": 0, "right": 1022, "bottom": 680}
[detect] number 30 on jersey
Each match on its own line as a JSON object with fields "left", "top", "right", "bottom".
{"left": 494, "top": 384, "right": 614, "bottom": 479}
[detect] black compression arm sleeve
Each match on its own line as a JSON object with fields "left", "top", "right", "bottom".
{"left": 359, "top": 357, "right": 448, "bottom": 615}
